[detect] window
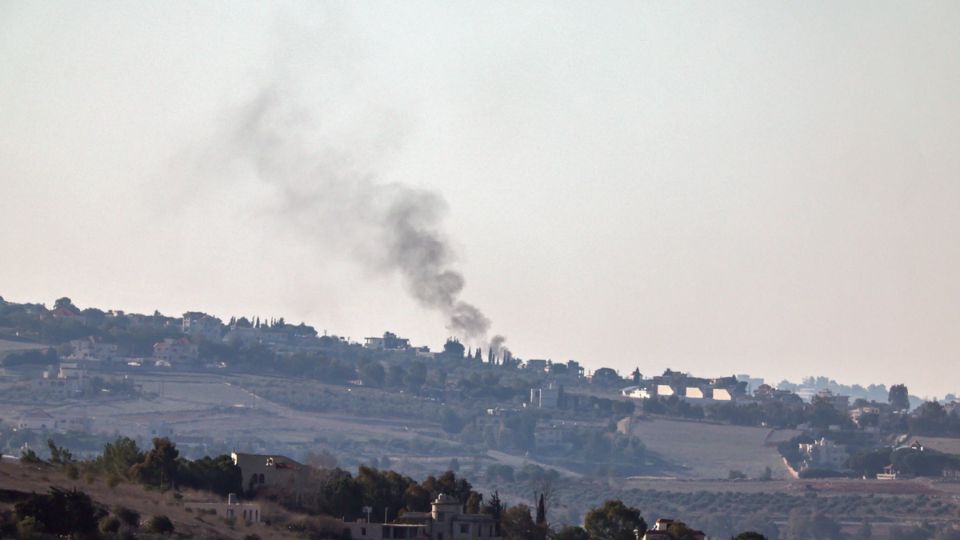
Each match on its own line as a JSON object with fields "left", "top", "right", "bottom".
{"left": 460, "top": 524, "right": 469, "bottom": 534}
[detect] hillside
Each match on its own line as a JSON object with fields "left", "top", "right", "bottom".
{"left": 624, "top": 416, "right": 799, "bottom": 479}
{"left": 0, "top": 457, "right": 305, "bottom": 539}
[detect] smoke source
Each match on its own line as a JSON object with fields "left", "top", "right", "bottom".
{"left": 200, "top": 88, "right": 493, "bottom": 341}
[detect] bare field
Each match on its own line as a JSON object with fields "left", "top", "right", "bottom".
{"left": 31, "top": 372, "right": 447, "bottom": 450}
{"left": 0, "top": 338, "right": 45, "bottom": 355}
{"left": 906, "top": 435, "right": 960, "bottom": 455}
{"left": 621, "top": 476, "right": 942, "bottom": 496}
{"left": 625, "top": 416, "right": 799, "bottom": 479}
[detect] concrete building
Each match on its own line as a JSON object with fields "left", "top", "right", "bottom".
{"left": 182, "top": 312, "right": 223, "bottom": 342}
{"left": 798, "top": 438, "right": 849, "bottom": 471}
{"left": 232, "top": 452, "right": 308, "bottom": 493}
{"left": 68, "top": 336, "right": 120, "bottom": 362}
{"left": 525, "top": 359, "right": 549, "bottom": 372}
{"left": 363, "top": 332, "right": 410, "bottom": 350}
{"left": 344, "top": 520, "right": 428, "bottom": 539}
{"left": 153, "top": 338, "right": 199, "bottom": 364}
{"left": 530, "top": 383, "right": 561, "bottom": 409}
{"left": 392, "top": 493, "right": 502, "bottom": 540}
{"left": 621, "top": 386, "right": 653, "bottom": 399}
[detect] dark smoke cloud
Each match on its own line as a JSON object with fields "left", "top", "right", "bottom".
{"left": 489, "top": 334, "right": 509, "bottom": 363}
{"left": 204, "top": 88, "right": 492, "bottom": 340}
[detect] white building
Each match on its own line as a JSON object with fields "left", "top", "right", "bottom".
{"left": 68, "top": 337, "right": 120, "bottom": 362}
{"left": 366, "top": 493, "right": 501, "bottom": 540}
{"left": 798, "top": 438, "right": 849, "bottom": 471}
{"left": 530, "top": 383, "right": 561, "bottom": 409}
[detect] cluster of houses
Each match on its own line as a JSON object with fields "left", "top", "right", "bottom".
{"left": 6, "top": 408, "right": 92, "bottom": 434}
{"left": 620, "top": 370, "right": 745, "bottom": 404}
{"left": 228, "top": 452, "right": 503, "bottom": 539}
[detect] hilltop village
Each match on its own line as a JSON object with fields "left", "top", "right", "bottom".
{"left": 3, "top": 295, "right": 960, "bottom": 539}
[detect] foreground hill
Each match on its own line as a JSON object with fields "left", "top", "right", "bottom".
{"left": 0, "top": 457, "right": 304, "bottom": 539}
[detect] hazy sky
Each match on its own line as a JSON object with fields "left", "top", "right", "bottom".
{"left": 2, "top": 2, "right": 959, "bottom": 397}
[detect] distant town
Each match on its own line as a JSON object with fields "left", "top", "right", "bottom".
{"left": 2, "top": 294, "right": 960, "bottom": 539}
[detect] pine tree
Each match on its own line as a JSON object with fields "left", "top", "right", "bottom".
{"left": 535, "top": 493, "right": 546, "bottom": 525}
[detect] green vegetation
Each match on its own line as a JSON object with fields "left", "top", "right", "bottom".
{"left": 13, "top": 488, "right": 104, "bottom": 536}
{"left": 584, "top": 499, "right": 647, "bottom": 540}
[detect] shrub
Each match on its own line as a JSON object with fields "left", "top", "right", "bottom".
{"left": 20, "top": 448, "right": 41, "bottom": 464}
{"left": 114, "top": 505, "right": 140, "bottom": 528}
{"left": 99, "top": 515, "right": 121, "bottom": 533}
{"left": 145, "top": 514, "right": 174, "bottom": 534}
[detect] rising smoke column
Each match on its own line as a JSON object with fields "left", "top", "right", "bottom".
{"left": 207, "top": 88, "right": 492, "bottom": 341}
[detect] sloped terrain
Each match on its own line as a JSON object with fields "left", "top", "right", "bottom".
{"left": 625, "top": 417, "right": 796, "bottom": 478}
{"left": 0, "top": 458, "right": 304, "bottom": 539}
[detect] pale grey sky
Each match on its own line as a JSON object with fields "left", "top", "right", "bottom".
{"left": 2, "top": 2, "right": 959, "bottom": 397}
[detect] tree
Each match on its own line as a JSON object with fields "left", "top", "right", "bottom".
{"left": 592, "top": 368, "right": 622, "bottom": 386}
{"left": 130, "top": 438, "right": 179, "bottom": 488}
{"left": 535, "top": 493, "right": 546, "bottom": 525}
{"left": 556, "top": 525, "right": 590, "bottom": 540}
{"left": 403, "top": 484, "right": 431, "bottom": 512}
{"left": 178, "top": 454, "right": 243, "bottom": 496}
{"left": 667, "top": 522, "right": 703, "bottom": 540}
{"left": 440, "top": 409, "right": 465, "bottom": 434}
{"left": 889, "top": 384, "right": 910, "bottom": 411}
{"left": 359, "top": 361, "right": 386, "bottom": 388}
{"left": 500, "top": 504, "right": 546, "bottom": 540}
{"left": 47, "top": 439, "right": 73, "bottom": 465}
{"left": 14, "top": 488, "right": 103, "bottom": 535}
{"left": 404, "top": 361, "right": 427, "bottom": 392}
{"left": 584, "top": 499, "right": 647, "bottom": 540}
{"left": 20, "top": 447, "right": 41, "bottom": 464}
{"left": 99, "top": 436, "right": 143, "bottom": 479}
{"left": 466, "top": 492, "right": 483, "bottom": 514}
{"left": 482, "top": 490, "right": 504, "bottom": 523}
{"left": 733, "top": 533, "right": 768, "bottom": 540}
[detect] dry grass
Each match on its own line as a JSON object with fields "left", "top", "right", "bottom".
{"left": 0, "top": 459, "right": 306, "bottom": 539}
{"left": 625, "top": 417, "right": 795, "bottom": 479}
